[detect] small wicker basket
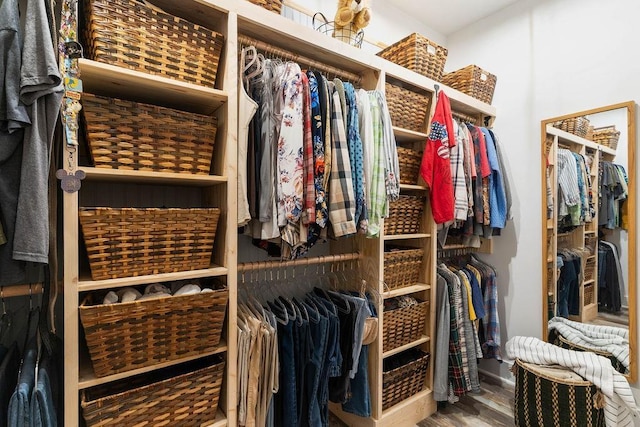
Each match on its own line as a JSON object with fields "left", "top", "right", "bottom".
{"left": 384, "top": 195, "right": 425, "bottom": 235}
{"left": 82, "top": 93, "right": 217, "bottom": 175}
{"left": 441, "top": 65, "right": 497, "bottom": 104}
{"left": 384, "top": 247, "right": 424, "bottom": 291}
{"left": 385, "top": 82, "right": 430, "bottom": 132}
{"left": 377, "top": 33, "right": 448, "bottom": 81}
{"left": 382, "top": 349, "right": 430, "bottom": 410}
{"left": 83, "top": 0, "right": 224, "bottom": 86}
{"left": 592, "top": 126, "right": 620, "bottom": 150}
{"left": 81, "top": 357, "right": 225, "bottom": 426}
{"left": 383, "top": 300, "right": 429, "bottom": 352}
{"left": 80, "top": 286, "right": 227, "bottom": 377}
{"left": 79, "top": 207, "right": 220, "bottom": 280}
{"left": 553, "top": 116, "right": 591, "bottom": 138}
{"left": 247, "top": 0, "right": 282, "bottom": 13}
{"left": 397, "top": 146, "right": 422, "bottom": 185}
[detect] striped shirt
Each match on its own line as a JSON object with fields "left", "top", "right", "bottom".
{"left": 366, "top": 92, "right": 388, "bottom": 238}
{"left": 557, "top": 148, "right": 581, "bottom": 218}
{"left": 452, "top": 121, "right": 468, "bottom": 221}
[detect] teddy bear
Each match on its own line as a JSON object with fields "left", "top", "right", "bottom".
{"left": 334, "top": 0, "right": 371, "bottom": 43}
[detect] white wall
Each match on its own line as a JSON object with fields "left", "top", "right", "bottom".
{"left": 445, "top": 0, "right": 640, "bottom": 389}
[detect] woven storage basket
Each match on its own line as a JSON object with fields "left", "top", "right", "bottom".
{"left": 383, "top": 300, "right": 429, "bottom": 352}
{"left": 513, "top": 358, "right": 605, "bottom": 427}
{"left": 384, "top": 195, "right": 425, "bottom": 235}
{"left": 397, "top": 146, "right": 422, "bottom": 185}
{"left": 549, "top": 329, "right": 628, "bottom": 375}
{"left": 81, "top": 357, "right": 225, "bottom": 426}
{"left": 552, "top": 116, "right": 590, "bottom": 138}
{"left": 592, "top": 126, "right": 620, "bottom": 150}
{"left": 82, "top": 93, "right": 217, "bottom": 174}
{"left": 584, "top": 257, "right": 596, "bottom": 282}
{"left": 382, "top": 349, "right": 430, "bottom": 410}
{"left": 384, "top": 247, "right": 424, "bottom": 291}
{"left": 79, "top": 207, "right": 220, "bottom": 280}
{"left": 84, "top": 0, "right": 224, "bottom": 86}
{"left": 441, "top": 65, "right": 497, "bottom": 104}
{"left": 80, "top": 287, "right": 227, "bottom": 377}
{"left": 377, "top": 33, "right": 448, "bottom": 81}
{"left": 385, "top": 83, "right": 430, "bottom": 132}
{"left": 247, "top": 0, "right": 282, "bottom": 13}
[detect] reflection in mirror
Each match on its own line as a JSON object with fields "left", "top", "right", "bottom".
{"left": 541, "top": 102, "right": 637, "bottom": 382}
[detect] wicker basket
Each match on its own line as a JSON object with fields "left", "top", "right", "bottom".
{"left": 552, "top": 116, "right": 590, "bottom": 138}
{"left": 584, "top": 257, "right": 596, "bottom": 282}
{"left": 247, "top": 0, "right": 282, "bottom": 13}
{"left": 80, "top": 287, "right": 227, "bottom": 377}
{"left": 383, "top": 300, "right": 429, "bottom": 352}
{"left": 382, "top": 349, "right": 430, "bottom": 410}
{"left": 384, "top": 247, "right": 424, "bottom": 291}
{"left": 82, "top": 93, "right": 217, "bottom": 174}
{"left": 79, "top": 207, "right": 220, "bottom": 280}
{"left": 513, "top": 358, "right": 605, "bottom": 427}
{"left": 84, "top": 0, "right": 224, "bottom": 86}
{"left": 81, "top": 357, "right": 225, "bottom": 426}
{"left": 377, "top": 33, "right": 448, "bottom": 81}
{"left": 592, "top": 126, "right": 620, "bottom": 150}
{"left": 384, "top": 195, "right": 425, "bottom": 235}
{"left": 584, "top": 283, "right": 595, "bottom": 306}
{"left": 397, "top": 146, "right": 422, "bottom": 185}
{"left": 441, "top": 65, "right": 497, "bottom": 104}
{"left": 385, "top": 83, "right": 430, "bottom": 132}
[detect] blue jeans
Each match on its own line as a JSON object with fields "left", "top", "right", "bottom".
{"left": 341, "top": 345, "right": 371, "bottom": 417}
{"left": 270, "top": 303, "right": 298, "bottom": 427}
{"left": 302, "top": 300, "right": 328, "bottom": 427}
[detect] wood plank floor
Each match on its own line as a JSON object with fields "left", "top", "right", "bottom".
{"left": 330, "top": 374, "right": 515, "bottom": 426}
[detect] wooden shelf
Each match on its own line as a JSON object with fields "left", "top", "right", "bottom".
{"left": 78, "top": 265, "right": 228, "bottom": 292}
{"left": 583, "top": 279, "right": 595, "bottom": 285}
{"left": 383, "top": 284, "right": 431, "bottom": 299}
{"left": 400, "top": 183, "right": 428, "bottom": 191}
{"left": 585, "top": 230, "right": 596, "bottom": 234}
{"left": 381, "top": 387, "right": 433, "bottom": 416}
{"left": 587, "top": 255, "right": 596, "bottom": 260}
{"left": 393, "top": 126, "right": 428, "bottom": 142}
{"left": 80, "top": 167, "right": 227, "bottom": 186}
{"left": 384, "top": 233, "right": 430, "bottom": 241}
{"left": 205, "top": 411, "right": 228, "bottom": 427}
{"left": 79, "top": 59, "right": 226, "bottom": 115}
{"left": 78, "top": 341, "right": 228, "bottom": 389}
{"left": 546, "top": 125, "right": 617, "bottom": 156}
{"left": 383, "top": 336, "right": 430, "bottom": 358}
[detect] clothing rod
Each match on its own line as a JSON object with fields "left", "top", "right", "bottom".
{"left": 238, "top": 35, "right": 362, "bottom": 84}
{"left": 238, "top": 252, "right": 361, "bottom": 272}
{"left": 0, "top": 283, "right": 43, "bottom": 299}
{"left": 452, "top": 111, "right": 478, "bottom": 124}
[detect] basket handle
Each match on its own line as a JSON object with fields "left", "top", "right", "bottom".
{"left": 423, "top": 42, "right": 438, "bottom": 56}
{"left": 313, "top": 12, "right": 329, "bottom": 30}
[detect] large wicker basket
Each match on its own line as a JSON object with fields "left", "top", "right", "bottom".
{"left": 385, "top": 82, "right": 430, "bottom": 132}
{"left": 552, "top": 116, "right": 590, "bottom": 138}
{"left": 513, "top": 358, "right": 605, "bottom": 427}
{"left": 383, "top": 300, "right": 429, "bottom": 352}
{"left": 441, "top": 65, "right": 497, "bottom": 104}
{"left": 384, "top": 195, "right": 425, "bottom": 235}
{"left": 592, "top": 126, "right": 620, "bottom": 150}
{"left": 81, "top": 357, "right": 225, "bottom": 426}
{"left": 80, "top": 287, "right": 227, "bottom": 377}
{"left": 247, "top": 0, "right": 282, "bottom": 13}
{"left": 79, "top": 207, "right": 220, "bottom": 280}
{"left": 397, "top": 146, "right": 422, "bottom": 185}
{"left": 384, "top": 247, "right": 424, "bottom": 291}
{"left": 83, "top": 0, "right": 224, "bottom": 86}
{"left": 377, "top": 33, "right": 448, "bottom": 81}
{"left": 382, "top": 349, "right": 430, "bottom": 410}
{"left": 82, "top": 93, "right": 217, "bottom": 174}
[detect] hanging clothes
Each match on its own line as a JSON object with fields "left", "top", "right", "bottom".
{"left": 598, "top": 240, "right": 623, "bottom": 313}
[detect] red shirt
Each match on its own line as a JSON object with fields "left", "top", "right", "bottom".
{"left": 420, "top": 91, "right": 455, "bottom": 224}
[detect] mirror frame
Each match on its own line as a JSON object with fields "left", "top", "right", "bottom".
{"left": 541, "top": 101, "right": 637, "bottom": 382}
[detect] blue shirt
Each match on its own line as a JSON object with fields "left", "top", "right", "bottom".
{"left": 480, "top": 128, "right": 507, "bottom": 229}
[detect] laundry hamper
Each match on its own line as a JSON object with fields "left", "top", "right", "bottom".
{"left": 512, "top": 358, "right": 605, "bottom": 427}
{"left": 548, "top": 329, "right": 628, "bottom": 375}
{"left": 81, "top": 357, "right": 225, "bottom": 426}
{"left": 385, "top": 82, "right": 430, "bottom": 132}
{"left": 80, "top": 285, "right": 228, "bottom": 377}
{"left": 82, "top": 93, "right": 217, "bottom": 174}
{"left": 383, "top": 299, "right": 429, "bottom": 352}
{"left": 382, "top": 349, "right": 430, "bottom": 410}
{"left": 79, "top": 207, "right": 220, "bottom": 280}
{"left": 83, "top": 0, "right": 224, "bottom": 86}
{"left": 377, "top": 33, "right": 448, "bottom": 81}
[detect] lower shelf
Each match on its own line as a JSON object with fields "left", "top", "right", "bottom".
{"left": 78, "top": 341, "right": 228, "bottom": 389}
{"left": 383, "top": 283, "right": 431, "bottom": 299}
{"left": 383, "top": 336, "right": 430, "bottom": 358}
{"left": 205, "top": 410, "right": 227, "bottom": 427}
{"left": 381, "top": 387, "right": 433, "bottom": 416}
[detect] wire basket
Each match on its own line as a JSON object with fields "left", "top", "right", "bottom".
{"left": 313, "top": 13, "right": 364, "bottom": 48}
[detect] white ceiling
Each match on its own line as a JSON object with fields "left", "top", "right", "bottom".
{"left": 388, "top": 0, "right": 523, "bottom": 35}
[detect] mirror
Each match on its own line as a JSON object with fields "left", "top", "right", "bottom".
{"left": 541, "top": 101, "right": 637, "bottom": 382}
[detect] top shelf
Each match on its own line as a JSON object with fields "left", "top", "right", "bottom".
{"left": 546, "top": 125, "right": 616, "bottom": 156}
{"left": 79, "top": 59, "right": 227, "bottom": 115}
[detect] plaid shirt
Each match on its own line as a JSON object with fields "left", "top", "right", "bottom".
{"left": 301, "top": 73, "right": 316, "bottom": 226}
{"left": 470, "top": 257, "right": 502, "bottom": 361}
{"left": 328, "top": 83, "right": 357, "bottom": 237}
{"left": 366, "top": 93, "right": 387, "bottom": 237}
